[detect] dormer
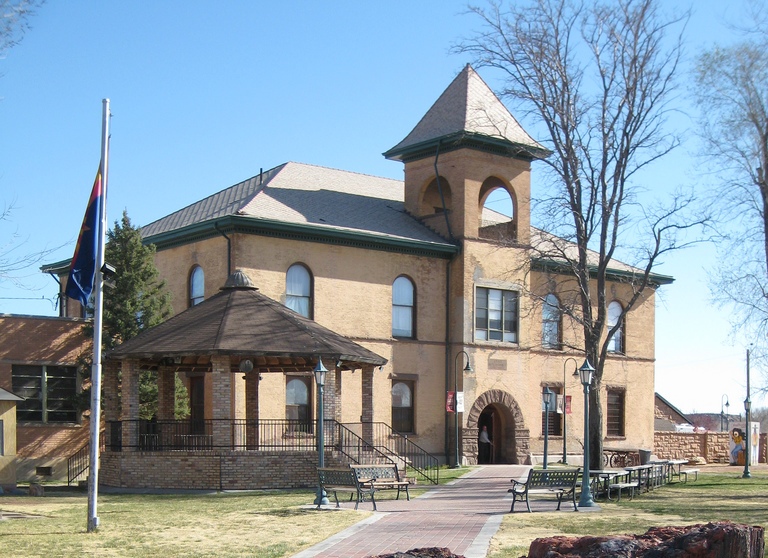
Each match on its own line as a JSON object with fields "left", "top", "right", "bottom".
{"left": 384, "top": 65, "right": 549, "bottom": 244}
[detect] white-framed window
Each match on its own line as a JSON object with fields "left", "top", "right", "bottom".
{"left": 607, "top": 300, "right": 624, "bottom": 353}
{"left": 286, "top": 376, "right": 312, "bottom": 432}
{"left": 392, "top": 276, "right": 415, "bottom": 338}
{"left": 542, "top": 293, "right": 561, "bottom": 349}
{"left": 475, "top": 287, "right": 519, "bottom": 343}
{"left": 391, "top": 380, "right": 415, "bottom": 433}
{"left": 189, "top": 266, "right": 205, "bottom": 307}
{"left": 12, "top": 365, "right": 78, "bottom": 423}
{"left": 286, "top": 264, "right": 313, "bottom": 318}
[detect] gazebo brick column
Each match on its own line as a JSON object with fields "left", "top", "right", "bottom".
{"left": 323, "top": 368, "right": 340, "bottom": 423}
{"left": 120, "top": 358, "right": 141, "bottom": 449}
{"left": 102, "top": 360, "right": 120, "bottom": 422}
{"left": 245, "top": 373, "right": 259, "bottom": 449}
{"left": 211, "top": 355, "right": 232, "bottom": 448}
{"left": 361, "top": 366, "right": 374, "bottom": 442}
{"left": 157, "top": 366, "right": 176, "bottom": 421}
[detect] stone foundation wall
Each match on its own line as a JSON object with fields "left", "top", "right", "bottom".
{"left": 100, "top": 450, "right": 348, "bottom": 490}
{"left": 654, "top": 431, "right": 767, "bottom": 464}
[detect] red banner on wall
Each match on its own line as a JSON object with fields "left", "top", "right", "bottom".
{"left": 446, "top": 391, "right": 456, "bottom": 413}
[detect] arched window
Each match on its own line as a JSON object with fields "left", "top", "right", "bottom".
{"left": 607, "top": 301, "right": 624, "bottom": 353}
{"left": 391, "top": 380, "right": 414, "bottom": 433}
{"left": 542, "top": 293, "right": 561, "bottom": 349}
{"left": 286, "top": 264, "right": 312, "bottom": 318}
{"left": 286, "top": 376, "right": 311, "bottom": 432}
{"left": 189, "top": 266, "right": 204, "bottom": 307}
{"left": 392, "top": 276, "right": 415, "bottom": 338}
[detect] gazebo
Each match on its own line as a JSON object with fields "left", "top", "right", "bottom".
{"left": 100, "top": 270, "right": 388, "bottom": 490}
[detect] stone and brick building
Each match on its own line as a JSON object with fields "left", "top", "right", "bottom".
{"left": 42, "top": 65, "right": 670, "bottom": 489}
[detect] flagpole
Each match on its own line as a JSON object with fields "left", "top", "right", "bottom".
{"left": 87, "top": 98, "right": 109, "bottom": 533}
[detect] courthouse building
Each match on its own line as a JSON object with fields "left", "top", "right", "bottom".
{"left": 37, "top": 65, "right": 669, "bottom": 489}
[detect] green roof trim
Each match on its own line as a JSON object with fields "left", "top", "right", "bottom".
{"left": 531, "top": 257, "right": 674, "bottom": 287}
{"left": 146, "top": 215, "right": 459, "bottom": 259}
{"left": 383, "top": 131, "right": 551, "bottom": 163}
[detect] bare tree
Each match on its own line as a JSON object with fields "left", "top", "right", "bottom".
{"left": 460, "top": 0, "right": 705, "bottom": 468}
{"left": 694, "top": 38, "right": 768, "bottom": 376}
{"left": 1, "top": 0, "right": 43, "bottom": 59}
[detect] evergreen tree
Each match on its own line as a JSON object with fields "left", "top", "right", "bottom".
{"left": 84, "top": 210, "right": 188, "bottom": 419}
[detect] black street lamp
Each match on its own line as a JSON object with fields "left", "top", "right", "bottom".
{"left": 720, "top": 394, "right": 729, "bottom": 432}
{"left": 578, "top": 359, "right": 596, "bottom": 508}
{"left": 743, "top": 349, "right": 752, "bottom": 479}
{"left": 314, "top": 358, "right": 329, "bottom": 506}
{"left": 543, "top": 386, "right": 554, "bottom": 470}
{"left": 453, "top": 351, "right": 472, "bottom": 468}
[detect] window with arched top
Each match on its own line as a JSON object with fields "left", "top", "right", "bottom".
{"left": 542, "top": 293, "right": 562, "bottom": 349}
{"left": 391, "top": 380, "right": 415, "bottom": 433}
{"left": 286, "top": 264, "right": 313, "bottom": 318}
{"left": 392, "top": 276, "right": 415, "bottom": 338}
{"left": 286, "top": 376, "right": 311, "bottom": 432}
{"left": 420, "top": 176, "right": 452, "bottom": 215}
{"left": 189, "top": 266, "right": 204, "bottom": 307}
{"left": 607, "top": 301, "right": 625, "bottom": 353}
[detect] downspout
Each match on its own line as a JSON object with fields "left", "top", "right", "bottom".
{"left": 214, "top": 223, "right": 232, "bottom": 276}
{"left": 432, "top": 140, "right": 460, "bottom": 464}
{"left": 48, "top": 272, "right": 63, "bottom": 316}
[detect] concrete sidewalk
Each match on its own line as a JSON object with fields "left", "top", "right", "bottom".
{"left": 293, "top": 464, "right": 576, "bottom": 558}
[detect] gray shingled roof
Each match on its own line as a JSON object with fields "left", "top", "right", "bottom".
{"left": 109, "top": 270, "right": 387, "bottom": 366}
{"left": 384, "top": 64, "right": 548, "bottom": 160}
{"left": 141, "top": 162, "right": 453, "bottom": 249}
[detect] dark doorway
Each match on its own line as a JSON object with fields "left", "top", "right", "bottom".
{"left": 189, "top": 376, "right": 205, "bottom": 434}
{"left": 478, "top": 405, "right": 503, "bottom": 463}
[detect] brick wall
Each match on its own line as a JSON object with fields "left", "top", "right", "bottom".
{"left": 100, "top": 450, "right": 349, "bottom": 490}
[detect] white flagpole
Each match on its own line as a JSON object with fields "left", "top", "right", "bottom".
{"left": 87, "top": 98, "right": 109, "bottom": 532}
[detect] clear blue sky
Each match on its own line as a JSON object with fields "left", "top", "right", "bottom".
{"left": 0, "top": 1, "right": 761, "bottom": 414}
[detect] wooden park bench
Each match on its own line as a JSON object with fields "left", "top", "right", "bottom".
{"left": 317, "top": 467, "right": 377, "bottom": 510}
{"left": 350, "top": 464, "right": 411, "bottom": 501}
{"left": 508, "top": 468, "right": 579, "bottom": 512}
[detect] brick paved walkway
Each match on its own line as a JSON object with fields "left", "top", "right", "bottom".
{"left": 293, "top": 464, "right": 577, "bottom": 558}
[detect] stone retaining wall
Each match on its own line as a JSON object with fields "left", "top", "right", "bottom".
{"left": 654, "top": 431, "right": 767, "bottom": 464}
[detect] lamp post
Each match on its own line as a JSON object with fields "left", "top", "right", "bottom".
{"left": 720, "top": 394, "right": 729, "bottom": 432}
{"left": 314, "top": 358, "right": 329, "bottom": 506}
{"left": 578, "top": 359, "right": 596, "bottom": 508}
{"left": 562, "top": 357, "right": 578, "bottom": 464}
{"left": 453, "top": 351, "right": 472, "bottom": 468}
{"left": 743, "top": 349, "right": 752, "bottom": 479}
{"left": 543, "top": 386, "right": 553, "bottom": 470}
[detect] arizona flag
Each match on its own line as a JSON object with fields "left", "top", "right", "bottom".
{"left": 65, "top": 169, "right": 102, "bottom": 306}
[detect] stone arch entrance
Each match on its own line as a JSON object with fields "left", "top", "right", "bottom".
{"left": 465, "top": 389, "right": 530, "bottom": 465}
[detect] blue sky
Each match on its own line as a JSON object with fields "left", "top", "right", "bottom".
{"left": 0, "top": 1, "right": 761, "bottom": 414}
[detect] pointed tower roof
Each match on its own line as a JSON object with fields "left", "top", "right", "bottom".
{"left": 384, "top": 64, "right": 549, "bottom": 162}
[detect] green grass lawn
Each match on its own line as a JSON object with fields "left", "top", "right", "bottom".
{"left": 0, "top": 467, "right": 765, "bottom": 557}
{"left": 488, "top": 468, "right": 768, "bottom": 557}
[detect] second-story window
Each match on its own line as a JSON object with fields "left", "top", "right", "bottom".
{"left": 392, "top": 276, "right": 415, "bottom": 338}
{"left": 475, "top": 287, "right": 519, "bottom": 343}
{"left": 189, "top": 266, "right": 204, "bottom": 307}
{"left": 286, "top": 263, "right": 313, "bottom": 318}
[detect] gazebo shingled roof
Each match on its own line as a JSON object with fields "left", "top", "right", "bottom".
{"left": 108, "top": 270, "right": 387, "bottom": 369}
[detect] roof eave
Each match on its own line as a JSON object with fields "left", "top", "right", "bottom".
{"left": 531, "top": 257, "right": 674, "bottom": 287}
{"left": 145, "top": 215, "right": 459, "bottom": 259}
{"left": 383, "top": 132, "right": 551, "bottom": 163}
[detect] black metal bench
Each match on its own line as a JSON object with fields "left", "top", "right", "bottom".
{"left": 509, "top": 468, "right": 579, "bottom": 512}
{"left": 317, "top": 467, "right": 377, "bottom": 510}
{"left": 350, "top": 464, "right": 411, "bottom": 501}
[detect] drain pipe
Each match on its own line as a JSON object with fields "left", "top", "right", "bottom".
{"left": 214, "top": 223, "right": 232, "bottom": 276}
